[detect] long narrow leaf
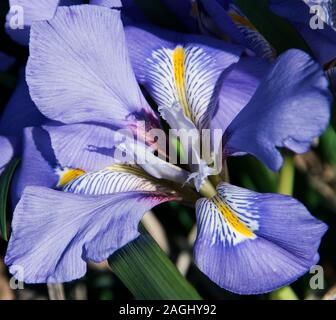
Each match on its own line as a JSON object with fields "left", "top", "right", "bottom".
{"left": 108, "top": 231, "right": 202, "bottom": 300}
{"left": 0, "top": 158, "right": 20, "bottom": 241}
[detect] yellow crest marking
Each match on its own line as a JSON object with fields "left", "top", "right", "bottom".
{"left": 229, "top": 11, "right": 257, "bottom": 30}
{"left": 172, "top": 46, "right": 192, "bottom": 120}
{"left": 57, "top": 168, "right": 86, "bottom": 187}
{"left": 212, "top": 195, "right": 255, "bottom": 238}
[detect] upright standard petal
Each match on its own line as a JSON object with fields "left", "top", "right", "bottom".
{"left": 0, "top": 136, "right": 14, "bottom": 175}
{"left": 5, "top": 186, "right": 175, "bottom": 283}
{"left": 27, "top": 5, "right": 158, "bottom": 128}
{"left": 194, "top": 182, "right": 327, "bottom": 294}
{"left": 125, "top": 24, "right": 242, "bottom": 130}
{"left": 224, "top": 49, "right": 332, "bottom": 171}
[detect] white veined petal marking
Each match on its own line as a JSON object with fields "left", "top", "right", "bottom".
{"left": 146, "top": 45, "right": 222, "bottom": 130}
{"left": 60, "top": 166, "right": 163, "bottom": 195}
{"left": 197, "top": 190, "right": 259, "bottom": 247}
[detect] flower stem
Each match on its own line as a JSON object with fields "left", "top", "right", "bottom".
{"left": 277, "top": 156, "right": 295, "bottom": 195}
{"left": 271, "top": 155, "right": 298, "bottom": 300}
{"left": 47, "top": 283, "right": 65, "bottom": 300}
{"left": 199, "top": 179, "right": 217, "bottom": 198}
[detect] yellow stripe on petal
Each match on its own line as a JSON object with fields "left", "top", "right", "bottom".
{"left": 228, "top": 10, "right": 276, "bottom": 60}
{"left": 172, "top": 46, "right": 192, "bottom": 120}
{"left": 147, "top": 44, "right": 226, "bottom": 129}
{"left": 57, "top": 168, "right": 86, "bottom": 187}
{"left": 229, "top": 11, "right": 257, "bottom": 30}
{"left": 212, "top": 195, "right": 255, "bottom": 238}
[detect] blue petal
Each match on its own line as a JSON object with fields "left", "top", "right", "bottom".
{"left": 43, "top": 122, "right": 189, "bottom": 183}
{"left": 224, "top": 49, "right": 332, "bottom": 171}
{"left": 90, "top": 0, "right": 121, "bottom": 7}
{"left": 194, "top": 182, "right": 327, "bottom": 294}
{"left": 270, "top": 0, "right": 336, "bottom": 65}
{"left": 125, "top": 23, "right": 242, "bottom": 130}
{"left": 26, "top": 5, "right": 158, "bottom": 128}
{"left": 63, "top": 167, "right": 166, "bottom": 194}
{"left": 211, "top": 56, "right": 270, "bottom": 133}
{"left": 198, "top": 0, "right": 275, "bottom": 59}
{"left": 11, "top": 127, "right": 58, "bottom": 205}
{"left": 0, "top": 136, "right": 14, "bottom": 175}
{"left": 197, "top": 0, "right": 244, "bottom": 44}
{"left": 5, "top": 186, "right": 174, "bottom": 283}
{"left": 44, "top": 123, "right": 119, "bottom": 172}
{"left": 6, "top": 0, "right": 60, "bottom": 46}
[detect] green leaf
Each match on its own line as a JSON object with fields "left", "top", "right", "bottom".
{"left": 0, "top": 158, "right": 20, "bottom": 241}
{"left": 233, "top": 0, "right": 312, "bottom": 54}
{"left": 108, "top": 231, "right": 202, "bottom": 300}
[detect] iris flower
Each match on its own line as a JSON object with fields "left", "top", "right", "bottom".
{"left": 2, "top": 1, "right": 122, "bottom": 174}
{"left": 185, "top": 0, "right": 276, "bottom": 60}
{"left": 270, "top": 0, "right": 336, "bottom": 91}
{"left": 124, "top": 21, "right": 330, "bottom": 171}
{"left": 5, "top": 5, "right": 332, "bottom": 294}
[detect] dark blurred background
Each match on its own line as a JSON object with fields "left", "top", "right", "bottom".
{"left": 0, "top": 0, "right": 336, "bottom": 300}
